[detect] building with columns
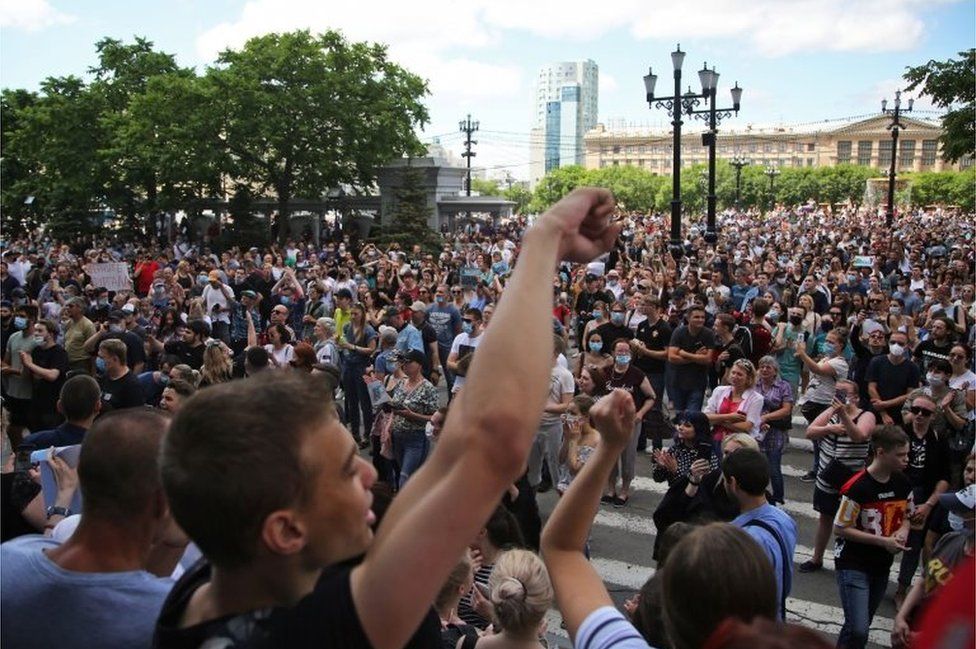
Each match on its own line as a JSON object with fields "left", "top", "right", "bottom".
{"left": 584, "top": 115, "right": 971, "bottom": 174}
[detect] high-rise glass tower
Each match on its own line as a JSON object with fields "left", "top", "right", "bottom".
{"left": 529, "top": 60, "right": 598, "bottom": 187}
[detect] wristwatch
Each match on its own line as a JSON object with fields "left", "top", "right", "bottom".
{"left": 46, "top": 506, "right": 71, "bottom": 519}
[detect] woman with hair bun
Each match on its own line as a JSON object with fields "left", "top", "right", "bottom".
{"left": 477, "top": 549, "right": 552, "bottom": 648}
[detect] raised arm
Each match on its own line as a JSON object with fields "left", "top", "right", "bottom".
{"left": 351, "top": 188, "right": 620, "bottom": 649}
{"left": 542, "top": 390, "right": 636, "bottom": 640}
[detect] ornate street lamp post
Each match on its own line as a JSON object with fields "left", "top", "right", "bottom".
{"left": 730, "top": 155, "right": 749, "bottom": 210}
{"left": 686, "top": 63, "right": 742, "bottom": 243}
{"left": 644, "top": 45, "right": 708, "bottom": 260}
{"left": 764, "top": 166, "right": 780, "bottom": 213}
{"left": 880, "top": 90, "right": 913, "bottom": 228}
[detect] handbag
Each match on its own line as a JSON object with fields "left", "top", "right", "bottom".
{"left": 819, "top": 457, "right": 858, "bottom": 490}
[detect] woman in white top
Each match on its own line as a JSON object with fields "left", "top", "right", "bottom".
{"left": 704, "top": 359, "right": 765, "bottom": 457}
{"left": 263, "top": 323, "right": 295, "bottom": 368}
{"left": 312, "top": 317, "right": 341, "bottom": 368}
{"left": 948, "top": 343, "right": 976, "bottom": 421}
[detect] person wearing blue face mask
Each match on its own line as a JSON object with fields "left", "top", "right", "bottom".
{"left": 21, "top": 320, "right": 69, "bottom": 432}
{"left": 576, "top": 332, "right": 610, "bottom": 379}
{"left": 594, "top": 301, "right": 634, "bottom": 353}
{"left": 795, "top": 327, "right": 850, "bottom": 484}
{"left": 96, "top": 338, "right": 144, "bottom": 414}
{"left": 447, "top": 308, "right": 484, "bottom": 397}
{"left": 603, "top": 338, "right": 656, "bottom": 507}
{"left": 2, "top": 304, "right": 39, "bottom": 447}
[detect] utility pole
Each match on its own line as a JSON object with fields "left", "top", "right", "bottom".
{"left": 459, "top": 114, "right": 479, "bottom": 196}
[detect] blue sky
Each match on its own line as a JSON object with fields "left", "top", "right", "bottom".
{"left": 2, "top": 0, "right": 973, "bottom": 180}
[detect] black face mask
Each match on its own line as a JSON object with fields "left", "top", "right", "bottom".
{"left": 821, "top": 321, "right": 834, "bottom": 333}
{"left": 789, "top": 316, "right": 803, "bottom": 326}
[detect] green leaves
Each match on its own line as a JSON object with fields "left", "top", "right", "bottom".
{"left": 1, "top": 31, "right": 430, "bottom": 241}
{"left": 904, "top": 49, "right": 975, "bottom": 163}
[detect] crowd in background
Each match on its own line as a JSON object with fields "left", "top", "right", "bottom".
{"left": 0, "top": 198, "right": 973, "bottom": 649}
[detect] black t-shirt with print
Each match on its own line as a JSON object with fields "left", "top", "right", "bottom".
{"left": 606, "top": 365, "right": 648, "bottom": 412}
{"left": 154, "top": 558, "right": 441, "bottom": 649}
{"left": 98, "top": 372, "right": 146, "bottom": 413}
{"left": 634, "top": 318, "right": 672, "bottom": 376}
{"left": 834, "top": 470, "right": 913, "bottom": 575}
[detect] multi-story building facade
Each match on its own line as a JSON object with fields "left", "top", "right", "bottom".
{"left": 584, "top": 115, "right": 971, "bottom": 174}
{"left": 529, "top": 60, "right": 599, "bottom": 187}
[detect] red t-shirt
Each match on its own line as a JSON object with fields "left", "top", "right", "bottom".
{"left": 134, "top": 261, "right": 159, "bottom": 296}
{"left": 713, "top": 394, "right": 741, "bottom": 442}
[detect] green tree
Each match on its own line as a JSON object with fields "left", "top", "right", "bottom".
{"left": 207, "top": 30, "right": 429, "bottom": 242}
{"left": 503, "top": 184, "right": 532, "bottom": 214}
{"left": 376, "top": 165, "right": 441, "bottom": 250}
{"left": 3, "top": 76, "right": 111, "bottom": 238}
{"left": 1, "top": 89, "right": 40, "bottom": 235}
{"left": 470, "top": 178, "right": 500, "bottom": 196}
{"left": 585, "top": 165, "right": 663, "bottom": 212}
{"left": 89, "top": 37, "right": 183, "bottom": 226}
{"left": 816, "top": 165, "right": 876, "bottom": 208}
{"left": 904, "top": 49, "right": 975, "bottom": 163}
{"left": 529, "top": 165, "right": 589, "bottom": 211}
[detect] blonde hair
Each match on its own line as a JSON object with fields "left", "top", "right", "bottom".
{"left": 435, "top": 550, "right": 473, "bottom": 614}
{"left": 200, "top": 344, "right": 233, "bottom": 386}
{"left": 731, "top": 358, "right": 757, "bottom": 388}
{"left": 723, "top": 433, "right": 759, "bottom": 454}
{"left": 488, "top": 549, "right": 553, "bottom": 636}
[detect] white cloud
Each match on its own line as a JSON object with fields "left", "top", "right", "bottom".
{"left": 0, "top": 0, "right": 75, "bottom": 31}
{"left": 856, "top": 78, "right": 939, "bottom": 115}
{"left": 630, "top": 0, "right": 954, "bottom": 56}
{"left": 599, "top": 73, "right": 618, "bottom": 95}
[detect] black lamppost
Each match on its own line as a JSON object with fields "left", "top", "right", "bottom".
{"left": 881, "top": 90, "right": 913, "bottom": 227}
{"left": 764, "top": 166, "right": 780, "bottom": 212}
{"left": 644, "top": 45, "right": 708, "bottom": 260}
{"left": 686, "top": 63, "right": 742, "bottom": 243}
{"left": 459, "top": 114, "right": 479, "bottom": 196}
{"left": 730, "top": 155, "right": 749, "bottom": 210}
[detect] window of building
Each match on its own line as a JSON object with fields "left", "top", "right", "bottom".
{"left": 899, "top": 139, "right": 916, "bottom": 169}
{"left": 807, "top": 158, "right": 814, "bottom": 167}
{"left": 612, "top": 145, "right": 620, "bottom": 154}
{"left": 878, "top": 140, "right": 893, "bottom": 167}
{"left": 857, "top": 141, "right": 872, "bottom": 166}
{"left": 960, "top": 155, "right": 974, "bottom": 169}
{"left": 748, "top": 143, "right": 758, "bottom": 153}
{"left": 778, "top": 142, "right": 787, "bottom": 153}
{"left": 796, "top": 143, "right": 804, "bottom": 153}
{"left": 921, "top": 140, "right": 938, "bottom": 166}
{"left": 807, "top": 142, "right": 815, "bottom": 152}
{"left": 836, "top": 140, "right": 852, "bottom": 164}
{"left": 763, "top": 142, "right": 772, "bottom": 153}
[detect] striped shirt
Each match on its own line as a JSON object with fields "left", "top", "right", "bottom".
{"left": 815, "top": 409, "right": 870, "bottom": 494}
{"left": 576, "top": 606, "right": 654, "bottom": 649}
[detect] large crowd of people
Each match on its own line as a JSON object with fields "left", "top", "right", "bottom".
{"left": 0, "top": 195, "right": 973, "bottom": 649}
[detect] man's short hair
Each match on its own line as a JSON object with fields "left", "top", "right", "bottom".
{"left": 59, "top": 375, "right": 101, "bottom": 421}
{"left": 872, "top": 425, "right": 909, "bottom": 454}
{"left": 722, "top": 448, "right": 770, "bottom": 497}
{"left": 78, "top": 408, "right": 170, "bottom": 521}
{"left": 161, "top": 372, "right": 337, "bottom": 569}
{"left": 187, "top": 319, "right": 211, "bottom": 340}
{"left": 99, "top": 338, "right": 127, "bottom": 365}
{"left": 244, "top": 346, "right": 270, "bottom": 371}
{"left": 165, "top": 379, "right": 196, "bottom": 400}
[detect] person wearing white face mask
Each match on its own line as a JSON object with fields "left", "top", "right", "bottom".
{"left": 865, "top": 330, "right": 920, "bottom": 429}
{"left": 902, "top": 358, "right": 967, "bottom": 441}
{"left": 21, "top": 319, "right": 69, "bottom": 432}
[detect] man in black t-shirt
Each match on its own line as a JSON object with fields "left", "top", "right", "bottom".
{"left": 632, "top": 297, "right": 671, "bottom": 451}
{"left": 667, "top": 306, "right": 716, "bottom": 412}
{"left": 914, "top": 317, "right": 955, "bottom": 374}
{"left": 573, "top": 274, "right": 613, "bottom": 345}
{"left": 594, "top": 301, "right": 633, "bottom": 348}
{"left": 85, "top": 310, "right": 147, "bottom": 374}
{"left": 163, "top": 320, "right": 209, "bottom": 370}
{"left": 866, "top": 330, "right": 920, "bottom": 428}
{"left": 97, "top": 339, "right": 145, "bottom": 413}
{"left": 22, "top": 319, "right": 68, "bottom": 431}
{"left": 834, "top": 425, "right": 913, "bottom": 649}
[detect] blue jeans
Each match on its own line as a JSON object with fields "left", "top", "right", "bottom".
{"left": 393, "top": 429, "right": 429, "bottom": 489}
{"left": 761, "top": 429, "right": 786, "bottom": 504}
{"left": 668, "top": 384, "right": 705, "bottom": 414}
{"left": 836, "top": 569, "right": 889, "bottom": 649}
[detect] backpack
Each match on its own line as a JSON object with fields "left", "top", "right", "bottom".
{"left": 747, "top": 323, "right": 772, "bottom": 365}
{"left": 732, "top": 325, "right": 753, "bottom": 361}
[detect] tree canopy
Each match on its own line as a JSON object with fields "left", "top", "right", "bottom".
{"left": 1, "top": 31, "right": 430, "bottom": 241}
{"left": 904, "top": 49, "right": 975, "bottom": 163}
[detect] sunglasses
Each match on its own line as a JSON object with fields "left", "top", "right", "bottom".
{"left": 462, "top": 318, "right": 474, "bottom": 324}
{"left": 452, "top": 290, "right": 462, "bottom": 294}
{"left": 910, "top": 406, "right": 934, "bottom": 417}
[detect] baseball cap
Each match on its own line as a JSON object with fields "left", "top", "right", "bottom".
{"left": 410, "top": 301, "right": 427, "bottom": 312}
{"left": 121, "top": 303, "right": 136, "bottom": 314}
{"left": 240, "top": 290, "right": 258, "bottom": 300}
{"left": 938, "top": 485, "right": 975, "bottom": 515}
{"left": 107, "top": 309, "right": 126, "bottom": 322}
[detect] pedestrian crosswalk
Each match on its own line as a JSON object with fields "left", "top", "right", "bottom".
{"left": 535, "top": 418, "right": 901, "bottom": 649}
